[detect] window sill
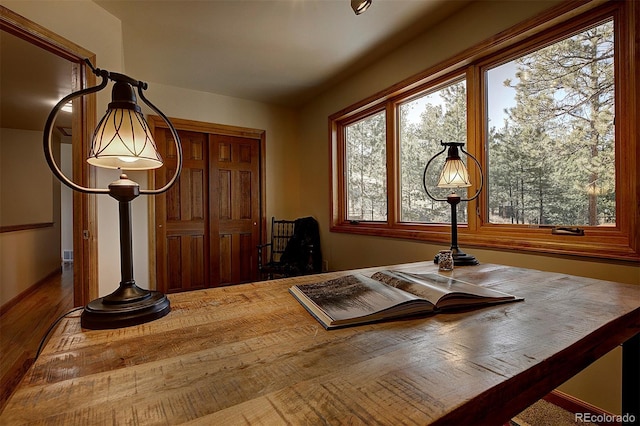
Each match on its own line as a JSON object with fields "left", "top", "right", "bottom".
{"left": 330, "top": 222, "right": 639, "bottom": 263}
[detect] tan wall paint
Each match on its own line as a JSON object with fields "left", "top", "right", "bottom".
{"left": 1, "top": 0, "right": 127, "bottom": 298}
{"left": 0, "top": 225, "right": 61, "bottom": 305}
{"left": 1, "top": 0, "right": 300, "bottom": 297}
{"left": 326, "top": 234, "right": 638, "bottom": 285}
{"left": 0, "top": 128, "right": 61, "bottom": 305}
{"left": 141, "top": 82, "right": 301, "bottom": 222}
{"left": 296, "top": 0, "right": 638, "bottom": 414}
{"left": 0, "top": 128, "right": 53, "bottom": 226}
{"left": 3, "top": 0, "right": 637, "bottom": 414}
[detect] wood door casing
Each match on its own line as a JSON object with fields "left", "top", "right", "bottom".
{"left": 152, "top": 117, "right": 265, "bottom": 293}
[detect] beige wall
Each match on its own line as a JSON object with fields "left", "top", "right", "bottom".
{"left": 2, "top": 0, "right": 637, "bottom": 415}
{"left": 1, "top": 0, "right": 125, "bottom": 299}
{"left": 0, "top": 128, "right": 61, "bottom": 305}
{"left": 0, "top": 223, "right": 61, "bottom": 305}
{"left": 2, "top": 0, "right": 300, "bottom": 297}
{"left": 296, "top": 0, "right": 638, "bottom": 414}
{"left": 0, "top": 128, "right": 53, "bottom": 226}
{"left": 296, "top": 0, "right": 638, "bottom": 284}
{"left": 141, "top": 82, "right": 301, "bottom": 222}
{"left": 60, "top": 142, "right": 73, "bottom": 260}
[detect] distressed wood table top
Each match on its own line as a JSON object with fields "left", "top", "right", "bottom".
{"left": 2, "top": 262, "right": 639, "bottom": 425}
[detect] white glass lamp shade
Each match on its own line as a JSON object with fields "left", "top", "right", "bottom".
{"left": 437, "top": 158, "right": 472, "bottom": 188}
{"left": 88, "top": 107, "right": 163, "bottom": 170}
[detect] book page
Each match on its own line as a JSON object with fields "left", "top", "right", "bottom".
{"left": 372, "top": 271, "right": 450, "bottom": 304}
{"left": 292, "top": 274, "right": 431, "bottom": 323}
{"left": 371, "top": 270, "right": 516, "bottom": 308}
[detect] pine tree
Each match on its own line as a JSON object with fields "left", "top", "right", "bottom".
{"left": 399, "top": 80, "right": 468, "bottom": 223}
{"left": 489, "top": 20, "right": 614, "bottom": 226}
{"left": 346, "top": 111, "right": 387, "bottom": 221}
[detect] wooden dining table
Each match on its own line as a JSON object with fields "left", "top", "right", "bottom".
{"left": 1, "top": 262, "right": 638, "bottom": 425}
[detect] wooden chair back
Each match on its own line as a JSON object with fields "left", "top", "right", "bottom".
{"left": 269, "top": 218, "right": 296, "bottom": 264}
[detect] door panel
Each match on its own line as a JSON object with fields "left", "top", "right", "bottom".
{"left": 210, "top": 134, "right": 260, "bottom": 286}
{"left": 155, "top": 122, "right": 262, "bottom": 293}
{"left": 156, "top": 129, "right": 209, "bottom": 293}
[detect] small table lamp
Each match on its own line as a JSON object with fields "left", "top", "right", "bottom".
{"left": 43, "top": 59, "right": 183, "bottom": 329}
{"left": 423, "top": 141, "right": 483, "bottom": 266}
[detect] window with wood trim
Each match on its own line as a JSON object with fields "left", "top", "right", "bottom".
{"left": 345, "top": 110, "right": 387, "bottom": 222}
{"left": 485, "top": 19, "right": 615, "bottom": 227}
{"left": 399, "top": 77, "right": 467, "bottom": 224}
{"left": 330, "top": 1, "right": 638, "bottom": 261}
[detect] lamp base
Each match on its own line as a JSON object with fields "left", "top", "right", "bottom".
{"left": 434, "top": 250, "right": 480, "bottom": 266}
{"left": 451, "top": 251, "right": 479, "bottom": 266}
{"left": 81, "top": 287, "right": 170, "bottom": 330}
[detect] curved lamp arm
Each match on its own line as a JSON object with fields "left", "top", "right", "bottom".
{"left": 42, "top": 59, "right": 182, "bottom": 196}
{"left": 422, "top": 142, "right": 483, "bottom": 202}
{"left": 422, "top": 144, "right": 448, "bottom": 202}
{"left": 459, "top": 144, "right": 483, "bottom": 202}
{"left": 42, "top": 67, "right": 110, "bottom": 195}
{"left": 136, "top": 84, "right": 182, "bottom": 195}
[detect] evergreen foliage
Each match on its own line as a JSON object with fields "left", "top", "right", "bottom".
{"left": 345, "top": 20, "right": 615, "bottom": 227}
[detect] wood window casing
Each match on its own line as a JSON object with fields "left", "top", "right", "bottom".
{"left": 330, "top": 0, "right": 639, "bottom": 262}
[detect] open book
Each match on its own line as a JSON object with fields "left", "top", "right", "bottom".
{"left": 289, "top": 270, "right": 523, "bottom": 329}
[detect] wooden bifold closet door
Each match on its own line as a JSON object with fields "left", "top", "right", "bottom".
{"left": 153, "top": 119, "right": 263, "bottom": 293}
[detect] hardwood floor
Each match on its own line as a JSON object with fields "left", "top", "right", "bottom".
{"left": 0, "top": 263, "right": 74, "bottom": 413}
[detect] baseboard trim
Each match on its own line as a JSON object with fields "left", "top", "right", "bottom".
{"left": 544, "top": 390, "right": 621, "bottom": 426}
{"left": 0, "top": 266, "right": 62, "bottom": 317}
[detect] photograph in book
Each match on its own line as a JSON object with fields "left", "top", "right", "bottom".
{"left": 289, "top": 270, "right": 523, "bottom": 329}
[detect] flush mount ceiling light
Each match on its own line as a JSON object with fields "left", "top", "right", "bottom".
{"left": 351, "top": 0, "right": 372, "bottom": 15}
{"left": 61, "top": 101, "right": 73, "bottom": 112}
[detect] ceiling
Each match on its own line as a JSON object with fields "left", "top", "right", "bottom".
{"left": 94, "top": 0, "right": 470, "bottom": 106}
{"left": 1, "top": 0, "right": 470, "bottom": 133}
{"left": 0, "top": 30, "right": 74, "bottom": 132}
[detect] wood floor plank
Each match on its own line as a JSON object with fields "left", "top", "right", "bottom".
{"left": 0, "top": 264, "right": 73, "bottom": 413}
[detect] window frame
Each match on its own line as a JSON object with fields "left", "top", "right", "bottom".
{"left": 397, "top": 74, "right": 469, "bottom": 225}
{"left": 344, "top": 108, "right": 388, "bottom": 223}
{"left": 329, "top": 0, "right": 639, "bottom": 262}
